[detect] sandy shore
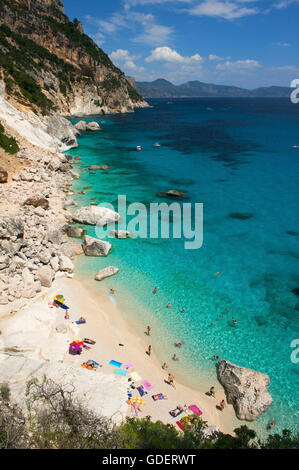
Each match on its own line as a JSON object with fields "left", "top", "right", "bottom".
{"left": 58, "top": 275, "right": 241, "bottom": 434}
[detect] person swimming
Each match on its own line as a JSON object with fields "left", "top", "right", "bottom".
{"left": 172, "top": 354, "right": 179, "bottom": 361}
{"left": 232, "top": 317, "right": 238, "bottom": 326}
{"left": 174, "top": 341, "right": 185, "bottom": 348}
{"left": 162, "top": 362, "right": 168, "bottom": 370}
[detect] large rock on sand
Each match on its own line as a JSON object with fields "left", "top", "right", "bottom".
{"left": 95, "top": 266, "right": 119, "bottom": 281}
{"left": 82, "top": 235, "right": 111, "bottom": 257}
{"left": 72, "top": 206, "right": 120, "bottom": 226}
{"left": 37, "top": 265, "right": 54, "bottom": 288}
{"left": 218, "top": 360, "right": 273, "bottom": 421}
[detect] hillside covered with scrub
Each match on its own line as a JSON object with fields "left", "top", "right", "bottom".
{"left": 0, "top": 0, "right": 147, "bottom": 116}
{"left": 0, "top": 378, "right": 298, "bottom": 450}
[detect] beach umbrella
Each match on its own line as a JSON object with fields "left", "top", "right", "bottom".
{"left": 70, "top": 343, "right": 81, "bottom": 351}
{"left": 54, "top": 294, "right": 64, "bottom": 303}
{"left": 70, "top": 341, "right": 84, "bottom": 348}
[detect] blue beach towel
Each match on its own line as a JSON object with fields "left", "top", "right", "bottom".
{"left": 113, "top": 369, "right": 127, "bottom": 376}
{"left": 109, "top": 360, "right": 122, "bottom": 368}
{"left": 169, "top": 410, "right": 183, "bottom": 418}
{"left": 137, "top": 386, "right": 147, "bottom": 397}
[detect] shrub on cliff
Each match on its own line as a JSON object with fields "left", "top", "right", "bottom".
{"left": 0, "top": 123, "right": 19, "bottom": 154}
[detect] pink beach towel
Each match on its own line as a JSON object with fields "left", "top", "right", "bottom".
{"left": 141, "top": 380, "right": 153, "bottom": 391}
{"left": 188, "top": 405, "right": 202, "bottom": 416}
{"left": 124, "top": 363, "right": 133, "bottom": 370}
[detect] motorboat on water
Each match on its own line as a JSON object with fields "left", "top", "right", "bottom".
{"left": 292, "top": 145, "right": 299, "bottom": 149}
{"left": 154, "top": 142, "right": 161, "bottom": 147}
{"left": 136, "top": 145, "right": 142, "bottom": 151}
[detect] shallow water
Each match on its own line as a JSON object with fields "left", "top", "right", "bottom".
{"left": 68, "top": 98, "right": 299, "bottom": 438}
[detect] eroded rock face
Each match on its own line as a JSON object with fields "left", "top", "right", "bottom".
{"left": 95, "top": 266, "right": 119, "bottom": 281}
{"left": 218, "top": 360, "right": 273, "bottom": 421}
{"left": 0, "top": 165, "right": 8, "bottom": 183}
{"left": 82, "top": 235, "right": 111, "bottom": 257}
{"left": 24, "top": 195, "right": 49, "bottom": 210}
{"left": 72, "top": 206, "right": 120, "bottom": 226}
{"left": 0, "top": 216, "right": 24, "bottom": 240}
{"left": 64, "top": 225, "right": 84, "bottom": 238}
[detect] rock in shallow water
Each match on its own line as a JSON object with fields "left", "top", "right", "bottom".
{"left": 95, "top": 266, "right": 119, "bottom": 281}
{"left": 72, "top": 206, "right": 120, "bottom": 226}
{"left": 82, "top": 235, "right": 112, "bottom": 257}
{"left": 217, "top": 360, "right": 273, "bottom": 421}
{"left": 228, "top": 212, "right": 253, "bottom": 220}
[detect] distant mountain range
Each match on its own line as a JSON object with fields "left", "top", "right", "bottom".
{"left": 135, "top": 79, "right": 291, "bottom": 98}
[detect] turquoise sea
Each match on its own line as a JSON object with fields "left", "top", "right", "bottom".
{"left": 68, "top": 98, "right": 299, "bottom": 437}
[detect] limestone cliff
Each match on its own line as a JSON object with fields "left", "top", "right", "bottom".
{"left": 0, "top": 0, "right": 148, "bottom": 116}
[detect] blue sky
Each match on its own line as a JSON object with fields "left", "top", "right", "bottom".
{"left": 62, "top": 0, "right": 299, "bottom": 88}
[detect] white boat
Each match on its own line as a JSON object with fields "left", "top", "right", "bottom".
{"left": 136, "top": 146, "right": 142, "bottom": 151}
{"left": 154, "top": 142, "right": 161, "bottom": 147}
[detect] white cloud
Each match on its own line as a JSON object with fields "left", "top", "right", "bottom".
{"left": 110, "top": 49, "right": 145, "bottom": 73}
{"left": 273, "top": 0, "right": 299, "bottom": 8}
{"left": 188, "top": 1, "right": 259, "bottom": 19}
{"left": 275, "top": 42, "right": 291, "bottom": 47}
{"left": 146, "top": 46, "right": 203, "bottom": 64}
{"left": 208, "top": 53, "right": 224, "bottom": 60}
{"left": 216, "top": 59, "right": 260, "bottom": 70}
{"left": 130, "top": 12, "right": 174, "bottom": 44}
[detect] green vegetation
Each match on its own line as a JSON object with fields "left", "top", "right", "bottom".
{"left": 0, "top": 379, "right": 298, "bottom": 449}
{"left": 0, "top": 123, "right": 19, "bottom": 154}
{"left": 127, "top": 82, "right": 142, "bottom": 103}
{"left": 101, "top": 74, "right": 122, "bottom": 93}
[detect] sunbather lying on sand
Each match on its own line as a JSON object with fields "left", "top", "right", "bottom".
{"left": 83, "top": 338, "right": 96, "bottom": 345}
{"left": 170, "top": 405, "right": 184, "bottom": 417}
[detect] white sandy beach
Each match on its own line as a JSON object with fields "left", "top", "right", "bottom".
{"left": 53, "top": 275, "right": 241, "bottom": 434}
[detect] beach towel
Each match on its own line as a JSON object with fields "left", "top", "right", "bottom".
{"left": 109, "top": 360, "right": 122, "bottom": 368}
{"left": 55, "top": 301, "right": 69, "bottom": 310}
{"left": 130, "top": 372, "right": 141, "bottom": 382}
{"left": 113, "top": 369, "right": 127, "bottom": 376}
{"left": 152, "top": 393, "right": 164, "bottom": 401}
{"left": 176, "top": 421, "right": 185, "bottom": 431}
{"left": 124, "top": 363, "right": 133, "bottom": 370}
{"left": 81, "top": 361, "right": 99, "bottom": 371}
{"left": 137, "top": 386, "right": 147, "bottom": 397}
{"left": 76, "top": 321, "right": 86, "bottom": 325}
{"left": 188, "top": 405, "right": 202, "bottom": 416}
{"left": 169, "top": 409, "right": 183, "bottom": 418}
{"left": 141, "top": 380, "right": 152, "bottom": 391}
